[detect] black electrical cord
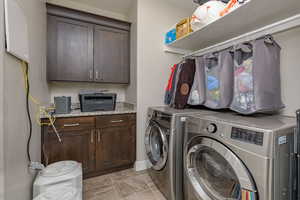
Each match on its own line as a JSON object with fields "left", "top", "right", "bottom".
{"left": 25, "top": 62, "right": 33, "bottom": 163}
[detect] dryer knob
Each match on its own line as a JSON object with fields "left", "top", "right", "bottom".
{"left": 207, "top": 123, "right": 217, "bottom": 133}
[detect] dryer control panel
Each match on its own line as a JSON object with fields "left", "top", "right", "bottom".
{"left": 231, "top": 127, "right": 264, "bottom": 146}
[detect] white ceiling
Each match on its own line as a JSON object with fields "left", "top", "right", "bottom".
{"left": 67, "top": 0, "right": 196, "bottom": 16}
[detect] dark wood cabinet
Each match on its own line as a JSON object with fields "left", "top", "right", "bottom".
{"left": 95, "top": 115, "right": 135, "bottom": 171}
{"left": 42, "top": 117, "right": 95, "bottom": 174}
{"left": 94, "top": 26, "right": 130, "bottom": 83}
{"left": 47, "top": 16, "right": 94, "bottom": 82}
{"left": 42, "top": 129, "right": 95, "bottom": 173}
{"left": 47, "top": 4, "right": 131, "bottom": 83}
{"left": 41, "top": 114, "right": 136, "bottom": 178}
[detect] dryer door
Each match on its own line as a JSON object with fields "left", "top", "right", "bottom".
{"left": 145, "top": 120, "right": 169, "bottom": 171}
{"left": 185, "top": 137, "right": 257, "bottom": 200}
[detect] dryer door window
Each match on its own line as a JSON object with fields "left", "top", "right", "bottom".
{"left": 185, "top": 137, "right": 257, "bottom": 200}
{"left": 145, "top": 121, "right": 168, "bottom": 171}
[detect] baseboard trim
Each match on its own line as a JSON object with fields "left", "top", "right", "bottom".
{"left": 134, "top": 160, "right": 150, "bottom": 171}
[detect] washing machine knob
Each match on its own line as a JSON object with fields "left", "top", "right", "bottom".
{"left": 207, "top": 123, "right": 217, "bottom": 133}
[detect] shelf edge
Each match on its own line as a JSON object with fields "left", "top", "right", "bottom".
{"left": 163, "top": 45, "right": 192, "bottom": 55}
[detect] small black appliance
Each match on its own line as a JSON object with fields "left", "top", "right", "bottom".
{"left": 79, "top": 92, "right": 117, "bottom": 112}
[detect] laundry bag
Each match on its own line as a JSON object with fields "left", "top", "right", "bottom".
{"left": 164, "top": 64, "right": 177, "bottom": 105}
{"left": 230, "top": 36, "right": 285, "bottom": 114}
{"left": 174, "top": 59, "right": 196, "bottom": 109}
{"left": 204, "top": 48, "right": 234, "bottom": 109}
{"left": 188, "top": 56, "right": 206, "bottom": 105}
{"left": 170, "top": 63, "right": 183, "bottom": 107}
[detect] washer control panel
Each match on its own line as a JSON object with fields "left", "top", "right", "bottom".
{"left": 231, "top": 127, "right": 264, "bottom": 146}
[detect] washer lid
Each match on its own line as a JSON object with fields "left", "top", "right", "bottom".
{"left": 34, "top": 187, "right": 77, "bottom": 200}
{"left": 41, "top": 161, "right": 79, "bottom": 177}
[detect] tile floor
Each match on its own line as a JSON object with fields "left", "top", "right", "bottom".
{"left": 84, "top": 168, "right": 167, "bottom": 200}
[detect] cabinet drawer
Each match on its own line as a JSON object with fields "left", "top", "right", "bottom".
{"left": 96, "top": 114, "right": 133, "bottom": 128}
{"left": 45, "top": 117, "right": 95, "bottom": 132}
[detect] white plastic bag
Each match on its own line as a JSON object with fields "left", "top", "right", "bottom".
{"left": 191, "top": 1, "right": 227, "bottom": 31}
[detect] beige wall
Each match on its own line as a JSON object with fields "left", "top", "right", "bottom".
{"left": 135, "top": 0, "right": 191, "bottom": 162}
{"left": 125, "top": 0, "right": 138, "bottom": 104}
{"left": 0, "top": 0, "right": 5, "bottom": 199}
{"left": 49, "top": 82, "right": 127, "bottom": 103}
{"left": 1, "top": 0, "right": 49, "bottom": 199}
{"left": 275, "top": 27, "right": 300, "bottom": 117}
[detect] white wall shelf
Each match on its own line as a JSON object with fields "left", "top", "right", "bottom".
{"left": 163, "top": 46, "right": 192, "bottom": 55}
{"left": 165, "top": 0, "right": 300, "bottom": 52}
{"left": 184, "top": 14, "right": 300, "bottom": 58}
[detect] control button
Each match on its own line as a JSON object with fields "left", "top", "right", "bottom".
{"left": 207, "top": 123, "right": 217, "bottom": 133}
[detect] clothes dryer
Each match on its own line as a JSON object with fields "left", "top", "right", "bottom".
{"left": 145, "top": 106, "right": 216, "bottom": 200}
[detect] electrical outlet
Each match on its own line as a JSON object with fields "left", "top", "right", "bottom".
{"left": 29, "top": 162, "right": 45, "bottom": 170}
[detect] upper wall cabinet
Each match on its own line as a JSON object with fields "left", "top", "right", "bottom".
{"left": 94, "top": 26, "right": 130, "bottom": 83}
{"left": 46, "top": 4, "right": 131, "bottom": 84}
{"left": 47, "top": 16, "right": 94, "bottom": 82}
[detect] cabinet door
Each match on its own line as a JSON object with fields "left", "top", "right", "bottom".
{"left": 94, "top": 25, "right": 130, "bottom": 83}
{"left": 95, "top": 126, "right": 135, "bottom": 171}
{"left": 47, "top": 15, "right": 94, "bottom": 82}
{"left": 42, "top": 128, "right": 95, "bottom": 174}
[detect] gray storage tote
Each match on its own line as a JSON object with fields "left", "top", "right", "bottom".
{"left": 204, "top": 48, "right": 234, "bottom": 109}
{"left": 188, "top": 56, "right": 206, "bottom": 105}
{"left": 230, "top": 36, "right": 285, "bottom": 114}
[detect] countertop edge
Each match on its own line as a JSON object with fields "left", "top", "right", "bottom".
{"left": 40, "top": 102, "right": 136, "bottom": 119}
{"left": 41, "top": 110, "right": 136, "bottom": 119}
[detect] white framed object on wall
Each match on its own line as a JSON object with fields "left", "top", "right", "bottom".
{"left": 4, "top": 0, "right": 29, "bottom": 62}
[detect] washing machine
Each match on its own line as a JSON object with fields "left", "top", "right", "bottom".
{"left": 145, "top": 106, "right": 217, "bottom": 200}
{"left": 33, "top": 161, "right": 82, "bottom": 200}
{"left": 184, "top": 112, "right": 297, "bottom": 200}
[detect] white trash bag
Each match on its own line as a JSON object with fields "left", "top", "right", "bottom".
{"left": 191, "top": 1, "right": 227, "bottom": 31}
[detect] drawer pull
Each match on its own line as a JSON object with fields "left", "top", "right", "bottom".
{"left": 111, "top": 120, "right": 123, "bottom": 123}
{"left": 91, "top": 130, "right": 94, "bottom": 143}
{"left": 97, "top": 130, "right": 101, "bottom": 143}
{"left": 64, "top": 123, "right": 80, "bottom": 127}
{"left": 95, "top": 71, "right": 99, "bottom": 80}
{"left": 89, "top": 70, "right": 93, "bottom": 80}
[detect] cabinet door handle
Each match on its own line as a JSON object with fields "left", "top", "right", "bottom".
{"left": 64, "top": 123, "right": 80, "bottom": 127}
{"left": 97, "top": 130, "right": 101, "bottom": 143}
{"left": 95, "top": 71, "right": 99, "bottom": 80}
{"left": 91, "top": 129, "right": 94, "bottom": 143}
{"left": 111, "top": 120, "right": 123, "bottom": 123}
{"left": 89, "top": 70, "right": 93, "bottom": 80}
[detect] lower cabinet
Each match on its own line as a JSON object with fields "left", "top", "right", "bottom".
{"left": 42, "top": 128, "right": 95, "bottom": 174}
{"left": 41, "top": 114, "right": 136, "bottom": 178}
{"left": 95, "top": 126, "right": 136, "bottom": 171}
